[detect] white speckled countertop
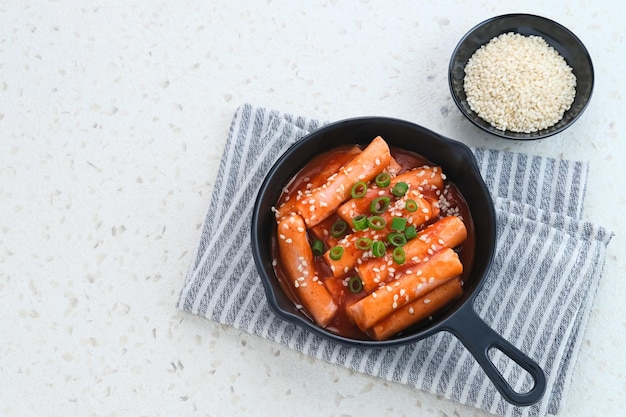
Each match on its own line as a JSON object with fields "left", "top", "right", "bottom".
{"left": 1, "top": 1, "right": 624, "bottom": 416}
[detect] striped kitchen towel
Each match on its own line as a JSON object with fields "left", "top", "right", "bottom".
{"left": 177, "top": 104, "right": 612, "bottom": 417}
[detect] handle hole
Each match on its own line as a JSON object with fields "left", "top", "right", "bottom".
{"left": 488, "top": 346, "right": 535, "bottom": 394}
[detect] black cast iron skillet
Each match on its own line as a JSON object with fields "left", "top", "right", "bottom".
{"left": 251, "top": 117, "right": 546, "bottom": 406}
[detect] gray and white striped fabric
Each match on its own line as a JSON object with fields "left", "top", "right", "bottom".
{"left": 177, "top": 104, "right": 612, "bottom": 417}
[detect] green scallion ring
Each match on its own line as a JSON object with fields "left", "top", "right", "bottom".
{"left": 367, "top": 215, "right": 386, "bottom": 230}
{"left": 387, "top": 232, "right": 407, "bottom": 247}
{"left": 372, "top": 240, "right": 386, "bottom": 257}
{"left": 329, "top": 246, "right": 344, "bottom": 261}
{"left": 375, "top": 172, "right": 391, "bottom": 188}
{"left": 356, "top": 237, "right": 373, "bottom": 250}
{"left": 351, "top": 181, "right": 368, "bottom": 198}
{"left": 405, "top": 199, "right": 418, "bottom": 212}
{"left": 348, "top": 276, "right": 363, "bottom": 293}
{"left": 405, "top": 225, "right": 417, "bottom": 240}
{"left": 311, "top": 239, "right": 324, "bottom": 256}
{"left": 352, "top": 214, "right": 368, "bottom": 231}
{"left": 370, "top": 196, "right": 391, "bottom": 214}
{"left": 391, "top": 217, "right": 407, "bottom": 232}
{"left": 392, "top": 181, "right": 409, "bottom": 197}
{"left": 393, "top": 247, "right": 406, "bottom": 264}
{"left": 330, "top": 220, "right": 348, "bottom": 238}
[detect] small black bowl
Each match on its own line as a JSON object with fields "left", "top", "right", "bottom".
{"left": 448, "top": 13, "right": 594, "bottom": 140}
{"left": 251, "top": 117, "right": 546, "bottom": 406}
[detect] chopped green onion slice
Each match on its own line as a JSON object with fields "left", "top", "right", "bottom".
{"left": 370, "top": 196, "right": 391, "bottom": 214}
{"left": 330, "top": 220, "right": 348, "bottom": 238}
{"left": 367, "top": 215, "right": 386, "bottom": 230}
{"left": 329, "top": 246, "right": 344, "bottom": 260}
{"left": 392, "top": 181, "right": 409, "bottom": 197}
{"left": 387, "top": 232, "right": 407, "bottom": 247}
{"left": 351, "top": 181, "right": 368, "bottom": 198}
{"left": 405, "top": 199, "right": 418, "bottom": 212}
{"left": 352, "top": 214, "right": 368, "bottom": 231}
{"left": 372, "top": 241, "right": 386, "bottom": 257}
{"left": 311, "top": 239, "right": 324, "bottom": 256}
{"left": 348, "top": 276, "right": 363, "bottom": 293}
{"left": 391, "top": 217, "right": 407, "bottom": 232}
{"left": 375, "top": 172, "right": 391, "bottom": 188}
{"left": 405, "top": 225, "right": 417, "bottom": 240}
{"left": 356, "top": 237, "right": 373, "bottom": 250}
{"left": 393, "top": 247, "right": 406, "bottom": 264}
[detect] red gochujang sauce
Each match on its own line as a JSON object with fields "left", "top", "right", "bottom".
{"left": 270, "top": 145, "right": 475, "bottom": 340}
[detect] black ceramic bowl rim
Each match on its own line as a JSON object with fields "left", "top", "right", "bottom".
{"left": 251, "top": 117, "right": 546, "bottom": 406}
{"left": 448, "top": 13, "right": 594, "bottom": 140}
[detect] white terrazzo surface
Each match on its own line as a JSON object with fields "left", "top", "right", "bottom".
{"left": 1, "top": 1, "right": 624, "bottom": 416}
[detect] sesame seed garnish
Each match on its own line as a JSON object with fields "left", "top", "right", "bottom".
{"left": 279, "top": 234, "right": 286, "bottom": 240}
{"left": 372, "top": 292, "right": 377, "bottom": 298}
{"left": 272, "top": 259, "right": 277, "bottom": 266}
{"left": 423, "top": 299, "right": 431, "bottom": 304}
{"left": 408, "top": 307, "right": 415, "bottom": 314}
{"left": 392, "top": 302, "right": 398, "bottom": 309}
{"left": 438, "top": 239, "right": 445, "bottom": 245}
{"left": 286, "top": 238, "right": 293, "bottom": 243}
{"left": 428, "top": 277, "right": 435, "bottom": 283}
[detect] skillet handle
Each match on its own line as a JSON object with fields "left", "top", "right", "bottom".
{"left": 444, "top": 303, "right": 546, "bottom": 407}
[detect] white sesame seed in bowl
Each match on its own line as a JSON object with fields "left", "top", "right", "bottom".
{"left": 448, "top": 14, "right": 594, "bottom": 140}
